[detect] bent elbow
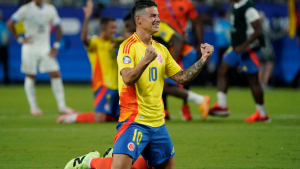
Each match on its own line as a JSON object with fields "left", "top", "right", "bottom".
{"left": 180, "top": 81, "right": 189, "bottom": 86}
{"left": 6, "top": 19, "right": 13, "bottom": 28}
{"left": 123, "top": 78, "right": 133, "bottom": 86}
{"left": 124, "top": 81, "right": 132, "bottom": 86}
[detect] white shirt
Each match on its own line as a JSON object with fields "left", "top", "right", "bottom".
{"left": 12, "top": 1, "right": 61, "bottom": 50}
{"left": 232, "top": 0, "right": 260, "bottom": 47}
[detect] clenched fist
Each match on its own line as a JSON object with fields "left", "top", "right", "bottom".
{"left": 200, "top": 43, "right": 214, "bottom": 61}
{"left": 144, "top": 46, "right": 157, "bottom": 63}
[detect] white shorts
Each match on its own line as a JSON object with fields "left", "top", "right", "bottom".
{"left": 21, "top": 46, "right": 60, "bottom": 75}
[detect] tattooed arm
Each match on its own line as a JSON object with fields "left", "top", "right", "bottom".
{"left": 170, "top": 43, "right": 214, "bottom": 85}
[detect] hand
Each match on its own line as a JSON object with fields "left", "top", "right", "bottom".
{"left": 83, "top": 0, "right": 93, "bottom": 19}
{"left": 144, "top": 46, "right": 158, "bottom": 63}
{"left": 48, "top": 48, "right": 58, "bottom": 58}
{"left": 20, "top": 37, "right": 33, "bottom": 44}
{"left": 200, "top": 43, "right": 214, "bottom": 61}
{"left": 24, "top": 37, "right": 32, "bottom": 44}
{"left": 234, "top": 43, "right": 248, "bottom": 53}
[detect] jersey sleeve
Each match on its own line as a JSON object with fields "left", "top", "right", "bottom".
{"left": 117, "top": 44, "right": 135, "bottom": 72}
{"left": 245, "top": 7, "right": 260, "bottom": 23}
{"left": 153, "top": 22, "right": 175, "bottom": 43}
{"left": 50, "top": 6, "right": 61, "bottom": 26}
{"left": 11, "top": 6, "right": 27, "bottom": 22}
{"left": 164, "top": 47, "right": 181, "bottom": 77}
{"left": 187, "top": 0, "right": 198, "bottom": 20}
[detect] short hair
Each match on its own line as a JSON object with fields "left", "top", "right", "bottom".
{"left": 131, "top": 0, "right": 158, "bottom": 26}
{"left": 100, "top": 17, "right": 116, "bottom": 26}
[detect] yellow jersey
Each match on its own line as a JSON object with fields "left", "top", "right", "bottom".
{"left": 85, "top": 37, "right": 122, "bottom": 91}
{"left": 117, "top": 33, "right": 181, "bottom": 127}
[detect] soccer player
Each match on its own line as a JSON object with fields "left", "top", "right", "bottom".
{"left": 154, "top": 0, "right": 203, "bottom": 47}
{"left": 6, "top": 0, "right": 74, "bottom": 115}
{"left": 57, "top": 0, "right": 120, "bottom": 123}
{"left": 63, "top": 0, "right": 214, "bottom": 169}
{"left": 123, "top": 13, "right": 210, "bottom": 121}
{"left": 154, "top": 0, "right": 207, "bottom": 120}
{"left": 209, "top": 0, "right": 270, "bottom": 122}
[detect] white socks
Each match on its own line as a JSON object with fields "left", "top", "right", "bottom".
{"left": 24, "top": 77, "right": 38, "bottom": 110}
{"left": 187, "top": 91, "right": 204, "bottom": 104}
{"left": 256, "top": 104, "right": 267, "bottom": 117}
{"left": 217, "top": 91, "right": 227, "bottom": 107}
{"left": 87, "top": 157, "right": 94, "bottom": 169}
{"left": 51, "top": 77, "right": 66, "bottom": 109}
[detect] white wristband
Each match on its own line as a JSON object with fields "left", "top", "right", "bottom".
{"left": 17, "top": 37, "right": 24, "bottom": 44}
{"left": 53, "top": 42, "right": 60, "bottom": 49}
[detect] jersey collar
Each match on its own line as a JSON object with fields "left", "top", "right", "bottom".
{"left": 31, "top": 1, "right": 45, "bottom": 10}
{"left": 133, "top": 33, "right": 153, "bottom": 47}
{"left": 234, "top": 0, "right": 248, "bottom": 9}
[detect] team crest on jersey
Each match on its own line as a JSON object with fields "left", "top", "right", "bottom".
{"left": 123, "top": 56, "right": 132, "bottom": 64}
{"left": 157, "top": 54, "right": 163, "bottom": 63}
{"left": 128, "top": 142, "right": 135, "bottom": 151}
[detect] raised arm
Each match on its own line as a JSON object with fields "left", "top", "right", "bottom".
{"left": 81, "top": 0, "right": 93, "bottom": 46}
{"left": 121, "top": 46, "right": 157, "bottom": 86}
{"left": 170, "top": 43, "right": 213, "bottom": 85}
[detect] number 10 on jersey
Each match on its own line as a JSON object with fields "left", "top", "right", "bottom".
{"left": 149, "top": 67, "right": 157, "bottom": 81}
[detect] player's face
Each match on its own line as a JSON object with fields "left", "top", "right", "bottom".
{"left": 140, "top": 7, "right": 160, "bottom": 34}
{"left": 33, "top": 0, "right": 44, "bottom": 4}
{"left": 105, "top": 21, "right": 117, "bottom": 39}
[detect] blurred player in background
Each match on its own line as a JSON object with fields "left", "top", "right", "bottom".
{"left": 57, "top": 0, "right": 121, "bottom": 123}
{"left": 154, "top": 0, "right": 203, "bottom": 48}
{"left": 63, "top": 0, "right": 214, "bottom": 168}
{"left": 258, "top": 11, "right": 286, "bottom": 90}
{"left": 124, "top": 13, "right": 209, "bottom": 121}
{"left": 154, "top": 0, "right": 208, "bottom": 120}
{"left": 209, "top": 0, "right": 270, "bottom": 122}
{"left": 6, "top": 0, "right": 75, "bottom": 115}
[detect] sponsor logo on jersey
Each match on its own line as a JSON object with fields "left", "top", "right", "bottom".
{"left": 128, "top": 142, "right": 135, "bottom": 151}
{"left": 123, "top": 56, "right": 132, "bottom": 64}
{"left": 157, "top": 54, "right": 163, "bottom": 63}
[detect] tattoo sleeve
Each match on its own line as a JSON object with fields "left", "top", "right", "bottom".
{"left": 170, "top": 58, "right": 207, "bottom": 85}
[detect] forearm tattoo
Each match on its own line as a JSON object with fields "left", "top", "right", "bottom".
{"left": 172, "top": 58, "right": 206, "bottom": 85}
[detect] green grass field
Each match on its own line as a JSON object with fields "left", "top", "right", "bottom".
{"left": 0, "top": 84, "right": 299, "bottom": 168}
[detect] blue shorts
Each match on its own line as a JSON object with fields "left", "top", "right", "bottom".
{"left": 113, "top": 121, "right": 175, "bottom": 167}
{"left": 94, "top": 86, "right": 120, "bottom": 117}
{"left": 165, "top": 48, "right": 197, "bottom": 85}
{"left": 223, "top": 47, "right": 260, "bottom": 74}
